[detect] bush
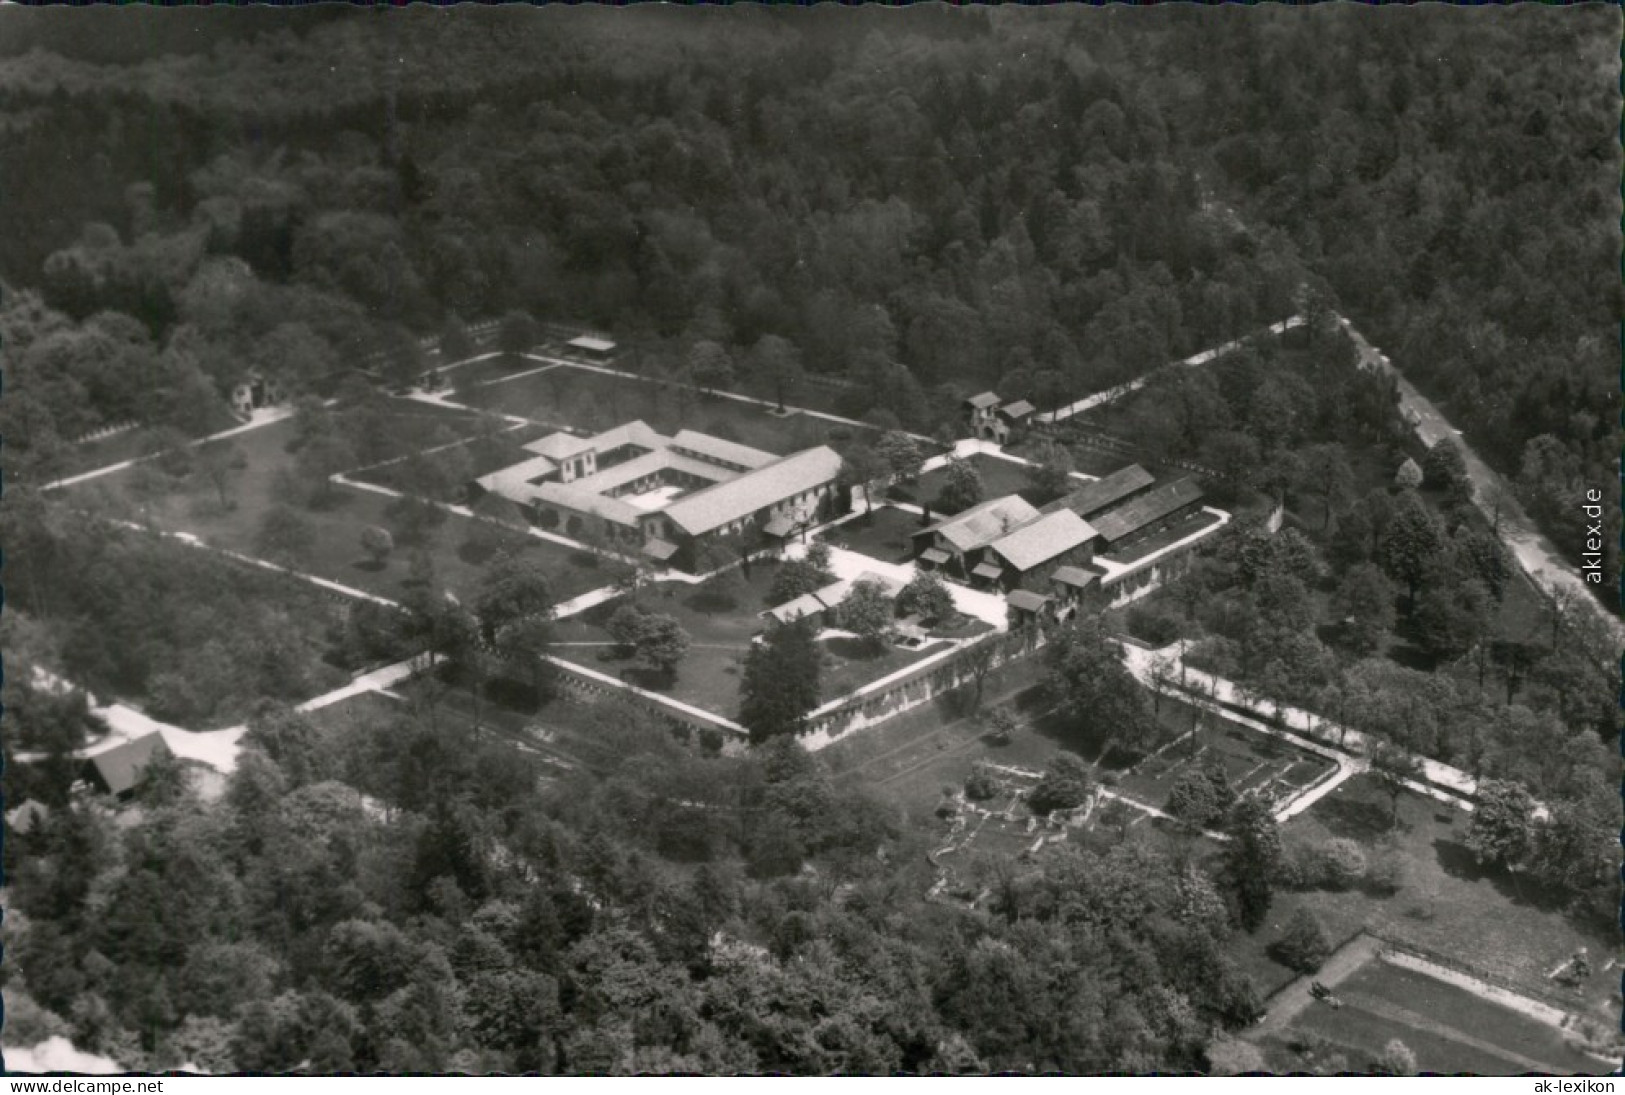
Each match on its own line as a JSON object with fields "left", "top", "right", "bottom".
{"left": 1364, "top": 851, "right": 1405, "bottom": 895}
{"left": 1274, "top": 842, "right": 1323, "bottom": 891}
{"left": 1165, "top": 764, "right": 1236, "bottom": 830}
{"left": 1125, "top": 603, "right": 1185, "bottom": 646}
{"left": 1319, "top": 838, "right": 1368, "bottom": 891}
{"left": 1270, "top": 908, "right": 1331, "bottom": 973}
{"left": 1028, "top": 755, "right": 1094, "bottom": 816}
{"left": 964, "top": 763, "right": 999, "bottom": 802}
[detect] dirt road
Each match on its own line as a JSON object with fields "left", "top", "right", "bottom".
{"left": 1337, "top": 316, "right": 1622, "bottom": 642}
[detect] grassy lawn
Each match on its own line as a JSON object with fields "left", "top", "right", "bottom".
{"left": 817, "top": 635, "right": 953, "bottom": 701}
{"left": 463, "top": 364, "right": 869, "bottom": 458}
{"left": 350, "top": 421, "right": 554, "bottom": 494}
{"left": 1279, "top": 958, "right": 1605, "bottom": 1074}
{"left": 1006, "top": 436, "right": 1137, "bottom": 479}
{"left": 55, "top": 402, "right": 242, "bottom": 479}
{"left": 825, "top": 506, "right": 928, "bottom": 564}
{"left": 549, "top": 564, "right": 960, "bottom": 721}
{"left": 914, "top": 453, "right": 1038, "bottom": 513}
{"left": 65, "top": 414, "right": 610, "bottom": 605}
{"left": 1216, "top": 771, "right": 1620, "bottom": 1024}
{"left": 549, "top": 571, "right": 779, "bottom": 720}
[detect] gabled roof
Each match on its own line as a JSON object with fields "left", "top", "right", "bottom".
{"left": 664, "top": 447, "right": 843, "bottom": 537}
{"left": 525, "top": 431, "right": 598, "bottom": 461}
{"left": 6, "top": 799, "right": 49, "bottom": 834}
{"left": 1051, "top": 565, "right": 1100, "bottom": 589}
{"left": 529, "top": 480, "right": 645, "bottom": 526}
{"left": 1042, "top": 464, "right": 1156, "bottom": 519}
{"left": 986, "top": 509, "right": 1098, "bottom": 572}
{"left": 574, "top": 450, "right": 724, "bottom": 497}
{"left": 589, "top": 420, "right": 665, "bottom": 454}
{"left": 815, "top": 571, "right": 904, "bottom": 610}
{"left": 86, "top": 732, "right": 172, "bottom": 797}
{"left": 964, "top": 391, "right": 1001, "bottom": 410}
{"left": 914, "top": 495, "right": 1042, "bottom": 554}
{"left": 1000, "top": 400, "right": 1036, "bottom": 420}
{"left": 670, "top": 429, "right": 776, "bottom": 470}
{"left": 1006, "top": 590, "right": 1052, "bottom": 613}
{"left": 1092, "top": 478, "right": 1205, "bottom": 544}
{"left": 763, "top": 593, "right": 825, "bottom": 626}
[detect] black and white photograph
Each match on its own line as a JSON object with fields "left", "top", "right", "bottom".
{"left": 1, "top": 3, "right": 1620, "bottom": 1077}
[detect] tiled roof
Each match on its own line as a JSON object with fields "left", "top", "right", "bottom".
{"left": 964, "top": 391, "right": 1001, "bottom": 410}
{"left": 987, "top": 509, "right": 1098, "bottom": 572}
{"left": 524, "top": 420, "right": 664, "bottom": 460}
{"left": 1000, "top": 400, "right": 1036, "bottom": 419}
{"left": 1050, "top": 565, "right": 1099, "bottom": 589}
{"left": 574, "top": 450, "right": 724, "bottom": 496}
{"left": 1006, "top": 590, "right": 1052, "bottom": 612}
{"left": 915, "top": 495, "right": 1042, "bottom": 554}
{"left": 1042, "top": 464, "right": 1156, "bottom": 519}
{"left": 525, "top": 431, "right": 598, "bottom": 461}
{"left": 87, "top": 732, "right": 172, "bottom": 797}
{"left": 815, "top": 572, "right": 904, "bottom": 610}
{"left": 5, "top": 799, "right": 49, "bottom": 834}
{"left": 1092, "top": 478, "right": 1205, "bottom": 544}
{"left": 529, "top": 481, "right": 646, "bottom": 526}
{"left": 476, "top": 454, "right": 563, "bottom": 498}
{"left": 670, "top": 429, "right": 776, "bottom": 470}
{"left": 664, "top": 447, "right": 842, "bottom": 537}
{"left": 764, "top": 593, "right": 824, "bottom": 625}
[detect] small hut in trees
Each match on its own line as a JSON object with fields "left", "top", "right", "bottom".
{"left": 1394, "top": 456, "right": 1424, "bottom": 490}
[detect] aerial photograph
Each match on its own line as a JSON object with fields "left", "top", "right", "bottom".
{"left": 0, "top": 4, "right": 1619, "bottom": 1077}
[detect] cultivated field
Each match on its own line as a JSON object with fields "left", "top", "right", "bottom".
{"left": 1272, "top": 952, "right": 1607, "bottom": 1074}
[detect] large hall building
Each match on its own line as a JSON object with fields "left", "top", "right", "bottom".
{"left": 469, "top": 420, "right": 842, "bottom": 572}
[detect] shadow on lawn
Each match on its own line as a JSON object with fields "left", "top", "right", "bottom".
{"left": 825, "top": 636, "right": 888, "bottom": 661}
{"left": 1432, "top": 838, "right": 1570, "bottom": 911}
{"left": 1314, "top": 796, "right": 1397, "bottom": 840}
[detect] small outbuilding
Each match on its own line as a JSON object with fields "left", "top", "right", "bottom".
{"left": 83, "top": 732, "right": 173, "bottom": 800}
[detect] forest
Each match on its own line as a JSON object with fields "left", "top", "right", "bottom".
{"left": 1, "top": 5, "right": 1617, "bottom": 1076}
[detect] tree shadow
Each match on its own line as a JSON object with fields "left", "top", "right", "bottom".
{"left": 353, "top": 559, "right": 388, "bottom": 574}
{"left": 1432, "top": 838, "right": 1569, "bottom": 911}
{"left": 685, "top": 589, "right": 739, "bottom": 615}
{"left": 826, "top": 636, "right": 887, "bottom": 661}
{"left": 458, "top": 540, "right": 499, "bottom": 567}
{"left": 1315, "top": 797, "right": 1395, "bottom": 841}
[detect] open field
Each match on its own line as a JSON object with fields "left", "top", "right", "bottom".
{"left": 1274, "top": 773, "right": 1616, "bottom": 1013}
{"left": 914, "top": 453, "right": 1039, "bottom": 513}
{"left": 461, "top": 364, "right": 872, "bottom": 458}
{"left": 549, "top": 562, "right": 957, "bottom": 720}
{"left": 63, "top": 410, "right": 610, "bottom": 605}
{"left": 1005, "top": 436, "right": 1140, "bottom": 479}
{"left": 827, "top": 506, "right": 928, "bottom": 564}
{"left": 1273, "top": 955, "right": 1606, "bottom": 1074}
{"left": 56, "top": 402, "right": 241, "bottom": 480}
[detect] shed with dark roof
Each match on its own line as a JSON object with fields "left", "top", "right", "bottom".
{"left": 1042, "top": 464, "right": 1156, "bottom": 521}
{"left": 1092, "top": 478, "right": 1206, "bottom": 549}
{"left": 84, "top": 732, "right": 173, "bottom": 799}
